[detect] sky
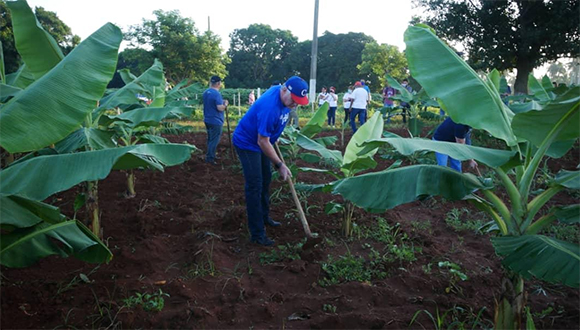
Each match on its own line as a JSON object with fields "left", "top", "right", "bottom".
{"left": 25, "top": 0, "right": 418, "bottom": 51}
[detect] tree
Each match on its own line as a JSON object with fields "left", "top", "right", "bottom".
{"left": 0, "top": 2, "right": 78, "bottom": 74}
{"left": 226, "top": 24, "right": 298, "bottom": 88}
{"left": 414, "top": 0, "right": 580, "bottom": 94}
{"left": 125, "top": 9, "right": 228, "bottom": 84}
{"left": 358, "top": 42, "right": 408, "bottom": 90}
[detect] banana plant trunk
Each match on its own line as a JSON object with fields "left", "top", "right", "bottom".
{"left": 495, "top": 272, "right": 527, "bottom": 329}
{"left": 342, "top": 201, "right": 355, "bottom": 237}
{"left": 86, "top": 180, "right": 102, "bottom": 238}
{"left": 126, "top": 170, "right": 136, "bottom": 198}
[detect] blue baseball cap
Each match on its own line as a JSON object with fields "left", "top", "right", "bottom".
{"left": 285, "top": 76, "right": 309, "bottom": 105}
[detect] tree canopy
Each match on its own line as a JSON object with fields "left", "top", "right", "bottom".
{"left": 124, "top": 9, "right": 229, "bottom": 85}
{"left": 358, "top": 42, "right": 408, "bottom": 90}
{"left": 415, "top": 0, "right": 580, "bottom": 94}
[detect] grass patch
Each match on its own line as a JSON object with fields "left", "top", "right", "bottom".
{"left": 259, "top": 241, "right": 304, "bottom": 265}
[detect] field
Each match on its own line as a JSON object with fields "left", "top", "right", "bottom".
{"left": 2, "top": 127, "right": 578, "bottom": 329}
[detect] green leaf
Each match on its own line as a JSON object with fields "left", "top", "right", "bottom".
{"left": 553, "top": 170, "right": 579, "bottom": 189}
{"left": 404, "top": 25, "right": 517, "bottom": 146}
{"left": 0, "top": 194, "right": 66, "bottom": 228}
{"left": 408, "top": 117, "right": 424, "bottom": 137}
{"left": 165, "top": 82, "right": 204, "bottom": 101}
{"left": 301, "top": 102, "right": 329, "bottom": 138}
{"left": 0, "top": 143, "right": 195, "bottom": 201}
{"left": 508, "top": 100, "right": 543, "bottom": 114}
{"left": 5, "top": 64, "right": 35, "bottom": 89}
{"left": 0, "top": 220, "right": 112, "bottom": 268}
{"left": 6, "top": 0, "right": 64, "bottom": 80}
{"left": 386, "top": 75, "right": 413, "bottom": 103}
{"left": 488, "top": 69, "right": 500, "bottom": 92}
{"left": 0, "top": 84, "right": 22, "bottom": 99}
{"left": 298, "top": 167, "right": 340, "bottom": 179}
{"left": 528, "top": 74, "right": 551, "bottom": 102}
{"left": 298, "top": 153, "right": 321, "bottom": 164}
{"left": 324, "top": 201, "right": 344, "bottom": 215}
{"left": 541, "top": 75, "right": 553, "bottom": 92}
{"left": 108, "top": 106, "right": 192, "bottom": 128}
{"left": 511, "top": 87, "right": 580, "bottom": 149}
{"left": 492, "top": 235, "right": 580, "bottom": 288}
{"left": 553, "top": 205, "right": 580, "bottom": 224}
{"left": 138, "top": 134, "right": 170, "bottom": 144}
{"left": 296, "top": 133, "right": 342, "bottom": 164}
{"left": 314, "top": 135, "right": 338, "bottom": 147}
{"left": 342, "top": 112, "right": 384, "bottom": 175}
{"left": 334, "top": 165, "right": 491, "bottom": 211}
{"left": 0, "top": 23, "right": 122, "bottom": 153}
{"left": 358, "top": 138, "right": 517, "bottom": 168}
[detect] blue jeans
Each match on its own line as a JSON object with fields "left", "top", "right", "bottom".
{"left": 432, "top": 135, "right": 471, "bottom": 173}
{"left": 350, "top": 108, "right": 366, "bottom": 132}
{"left": 205, "top": 123, "right": 223, "bottom": 162}
{"left": 236, "top": 147, "right": 272, "bottom": 240}
{"left": 327, "top": 106, "right": 337, "bottom": 125}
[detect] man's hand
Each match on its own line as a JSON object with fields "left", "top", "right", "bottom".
{"left": 278, "top": 163, "right": 292, "bottom": 181}
{"left": 468, "top": 159, "right": 478, "bottom": 169}
{"left": 224, "top": 99, "right": 229, "bottom": 106}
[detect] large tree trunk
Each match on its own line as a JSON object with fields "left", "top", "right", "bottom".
{"left": 514, "top": 59, "right": 534, "bottom": 95}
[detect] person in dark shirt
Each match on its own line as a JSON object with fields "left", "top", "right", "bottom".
{"left": 432, "top": 117, "right": 478, "bottom": 172}
{"left": 202, "top": 76, "right": 229, "bottom": 164}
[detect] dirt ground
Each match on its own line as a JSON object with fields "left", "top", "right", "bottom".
{"left": 1, "top": 129, "right": 579, "bottom": 329}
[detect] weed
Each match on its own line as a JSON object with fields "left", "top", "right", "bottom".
{"left": 53, "top": 308, "right": 77, "bottom": 330}
{"left": 422, "top": 263, "right": 433, "bottom": 274}
{"left": 411, "top": 220, "right": 432, "bottom": 234}
{"left": 56, "top": 265, "right": 100, "bottom": 295}
{"left": 123, "top": 289, "right": 169, "bottom": 312}
{"left": 409, "top": 303, "right": 493, "bottom": 330}
{"left": 259, "top": 241, "right": 304, "bottom": 265}
{"left": 438, "top": 261, "right": 469, "bottom": 295}
{"left": 182, "top": 241, "right": 219, "bottom": 279}
{"left": 322, "top": 304, "right": 337, "bottom": 314}
{"left": 541, "top": 222, "right": 579, "bottom": 244}
{"left": 444, "top": 208, "right": 486, "bottom": 234}
{"left": 360, "top": 218, "right": 421, "bottom": 264}
{"left": 319, "top": 252, "right": 387, "bottom": 287}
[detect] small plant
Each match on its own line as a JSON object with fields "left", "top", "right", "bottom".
{"left": 444, "top": 208, "right": 486, "bottom": 234}
{"left": 438, "top": 261, "right": 469, "bottom": 294}
{"left": 323, "top": 304, "right": 337, "bottom": 314}
{"left": 411, "top": 220, "right": 432, "bottom": 234}
{"left": 422, "top": 263, "right": 433, "bottom": 274}
{"left": 122, "top": 289, "right": 169, "bottom": 312}
{"left": 319, "top": 251, "right": 387, "bottom": 287}
{"left": 183, "top": 241, "right": 219, "bottom": 279}
{"left": 259, "top": 241, "right": 304, "bottom": 265}
{"left": 409, "top": 304, "right": 492, "bottom": 330}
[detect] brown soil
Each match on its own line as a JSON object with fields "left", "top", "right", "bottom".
{"left": 1, "top": 129, "right": 579, "bottom": 329}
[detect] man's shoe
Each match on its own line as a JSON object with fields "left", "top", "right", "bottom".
{"left": 251, "top": 236, "right": 275, "bottom": 246}
{"left": 265, "top": 218, "right": 281, "bottom": 227}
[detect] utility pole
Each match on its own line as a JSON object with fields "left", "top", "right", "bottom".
{"left": 208, "top": 16, "right": 210, "bottom": 32}
{"left": 309, "top": 0, "right": 319, "bottom": 111}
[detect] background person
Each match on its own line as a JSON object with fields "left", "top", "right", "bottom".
{"left": 202, "top": 75, "right": 229, "bottom": 164}
{"left": 327, "top": 86, "right": 338, "bottom": 128}
{"left": 432, "top": 117, "right": 477, "bottom": 172}
{"left": 399, "top": 78, "right": 413, "bottom": 123}
{"left": 248, "top": 90, "right": 255, "bottom": 106}
{"left": 382, "top": 81, "right": 396, "bottom": 123}
{"left": 232, "top": 76, "right": 309, "bottom": 246}
{"left": 316, "top": 86, "right": 329, "bottom": 108}
{"left": 349, "top": 81, "right": 369, "bottom": 132}
{"left": 342, "top": 85, "right": 354, "bottom": 124}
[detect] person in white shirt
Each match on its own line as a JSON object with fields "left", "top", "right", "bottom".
{"left": 316, "top": 86, "right": 330, "bottom": 108}
{"left": 349, "top": 81, "right": 369, "bottom": 132}
{"left": 327, "top": 86, "right": 338, "bottom": 127}
{"left": 342, "top": 85, "right": 354, "bottom": 124}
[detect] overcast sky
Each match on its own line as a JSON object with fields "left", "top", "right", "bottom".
{"left": 26, "top": 0, "right": 419, "bottom": 51}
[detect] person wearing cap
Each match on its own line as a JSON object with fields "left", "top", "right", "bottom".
{"left": 203, "top": 76, "right": 229, "bottom": 164}
{"left": 327, "top": 86, "right": 338, "bottom": 128}
{"left": 399, "top": 78, "right": 413, "bottom": 123}
{"left": 342, "top": 85, "right": 354, "bottom": 124}
{"left": 349, "top": 81, "right": 369, "bottom": 132}
{"left": 360, "top": 79, "right": 372, "bottom": 102}
{"left": 233, "top": 76, "right": 309, "bottom": 246}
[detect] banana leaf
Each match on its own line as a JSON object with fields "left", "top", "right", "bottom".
{"left": 106, "top": 106, "right": 193, "bottom": 128}
{"left": 358, "top": 138, "right": 518, "bottom": 168}
{"left": 301, "top": 103, "right": 329, "bottom": 138}
{"left": 296, "top": 133, "right": 342, "bottom": 164}
{"left": 6, "top": 0, "right": 64, "bottom": 80}
{"left": 165, "top": 82, "right": 204, "bottom": 101}
{"left": 1, "top": 220, "right": 112, "bottom": 268}
{"left": 0, "top": 84, "right": 22, "bottom": 99}
{"left": 0, "top": 23, "right": 122, "bottom": 153}
{"left": 0, "top": 194, "right": 66, "bottom": 228}
{"left": 5, "top": 64, "right": 35, "bottom": 89}
{"left": 314, "top": 136, "right": 338, "bottom": 147}
{"left": 511, "top": 87, "right": 580, "bottom": 150}
{"left": 386, "top": 75, "right": 413, "bottom": 103}
{"left": 404, "top": 25, "right": 517, "bottom": 146}
{"left": 509, "top": 100, "right": 543, "bottom": 114}
{"left": 334, "top": 165, "right": 492, "bottom": 210}
{"left": 528, "top": 74, "right": 551, "bottom": 102}
{"left": 0, "top": 40, "right": 4, "bottom": 83}
{"left": 553, "top": 170, "right": 579, "bottom": 189}
{"left": 0, "top": 143, "right": 195, "bottom": 201}
{"left": 553, "top": 205, "right": 580, "bottom": 224}
{"left": 342, "top": 112, "right": 384, "bottom": 176}
{"left": 138, "top": 134, "right": 170, "bottom": 144}
{"left": 298, "top": 167, "right": 340, "bottom": 180}
{"left": 492, "top": 235, "right": 580, "bottom": 288}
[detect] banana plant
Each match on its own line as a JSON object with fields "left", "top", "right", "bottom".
{"left": 331, "top": 25, "right": 578, "bottom": 329}
{"left": 295, "top": 111, "right": 385, "bottom": 236}
{"left": 0, "top": 0, "right": 194, "bottom": 266}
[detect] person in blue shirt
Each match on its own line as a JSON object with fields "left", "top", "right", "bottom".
{"left": 432, "top": 117, "right": 478, "bottom": 172}
{"left": 233, "top": 76, "right": 309, "bottom": 246}
{"left": 203, "top": 76, "right": 229, "bottom": 164}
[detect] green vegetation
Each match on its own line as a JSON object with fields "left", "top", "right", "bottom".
{"left": 259, "top": 241, "right": 304, "bottom": 265}
{"left": 319, "top": 252, "right": 386, "bottom": 287}
{"left": 444, "top": 208, "right": 487, "bottom": 234}
{"left": 123, "top": 289, "right": 169, "bottom": 312}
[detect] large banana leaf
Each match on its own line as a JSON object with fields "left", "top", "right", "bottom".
{"left": 165, "top": 82, "right": 204, "bottom": 101}
{"left": 0, "top": 143, "right": 195, "bottom": 201}
{"left": 300, "top": 103, "right": 329, "bottom": 138}
{"left": 553, "top": 205, "right": 580, "bottom": 224}
{"left": 296, "top": 133, "right": 342, "bottom": 164}
{"left": 528, "top": 74, "right": 551, "bottom": 102}
{"left": 0, "top": 84, "right": 22, "bottom": 99}
{"left": 97, "top": 59, "right": 164, "bottom": 112}
{"left": 404, "top": 25, "right": 517, "bottom": 146}
{"left": 492, "top": 235, "right": 580, "bottom": 288}
{"left": 6, "top": 0, "right": 63, "bottom": 80}
{"left": 511, "top": 87, "right": 580, "bottom": 149}
{"left": 553, "top": 170, "right": 579, "bottom": 189}
{"left": 1, "top": 220, "right": 112, "bottom": 268}
{"left": 5, "top": 64, "right": 35, "bottom": 89}
{"left": 342, "top": 112, "right": 384, "bottom": 175}
{"left": 106, "top": 106, "right": 193, "bottom": 128}
{"left": 1, "top": 194, "right": 66, "bottom": 228}
{"left": 358, "top": 138, "right": 518, "bottom": 167}
{"left": 0, "top": 23, "right": 122, "bottom": 153}
{"left": 334, "top": 165, "right": 491, "bottom": 210}
{"left": 386, "top": 75, "right": 413, "bottom": 103}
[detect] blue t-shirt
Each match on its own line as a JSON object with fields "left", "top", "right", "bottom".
{"left": 203, "top": 88, "right": 225, "bottom": 125}
{"left": 433, "top": 117, "right": 471, "bottom": 142}
{"left": 233, "top": 85, "right": 290, "bottom": 152}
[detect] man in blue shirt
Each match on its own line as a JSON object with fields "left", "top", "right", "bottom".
{"left": 203, "top": 76, "right": 229, "bottom": 164}
{"left": 432, "top": 117, "right": 478, "bottom": 172}
{"left": 233, "top": 76, "right": 309, "bottom": 246}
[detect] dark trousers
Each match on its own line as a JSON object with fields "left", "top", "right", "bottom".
{"left": 350, "top": 108, "right": 367, "bottom": 132}
{"left": 236, "top": 147, "right": 272, "bottom": 240}
{"left": 344, "top": 108, "right": 351, "bottom": 123}
{"left": 205, "top": 123, "right": 223, "bottom": 162}
{"left": 327, "top": 106, "right": 337, "bottom": 125}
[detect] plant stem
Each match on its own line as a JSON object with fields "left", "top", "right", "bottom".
{"left": 126, "top": 170, "right": 136, "bottom": 198}
{"left": 86, "top": 180, "right": 101, "bottom": 238}
{"left": 522, "top": 186, "right": 563, "bottom": 231}
{"left": 526, "top": 212, "right": 557, "bottom": 235}
{"left": 496, "top": 167, "right": 524, "bottom": 222}
{"left": 483, "top": 190, "right": 515, "bottom": 234}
